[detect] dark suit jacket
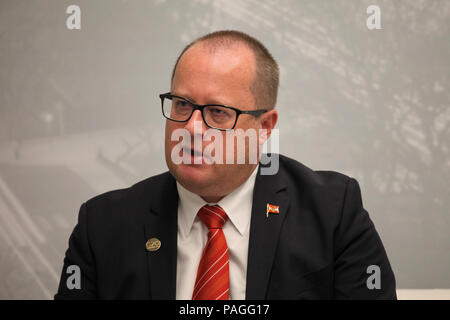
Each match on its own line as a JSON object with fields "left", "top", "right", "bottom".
{"left": 55, "top": 154, "right": 396, "bottom": 299}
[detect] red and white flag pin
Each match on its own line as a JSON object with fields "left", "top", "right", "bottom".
{"left": 266, "top": 203, "right": 279, "bottom": 217}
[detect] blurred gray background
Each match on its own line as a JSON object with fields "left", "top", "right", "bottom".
{"left": 0, "top": 0, "right": 449, "bottom": 299}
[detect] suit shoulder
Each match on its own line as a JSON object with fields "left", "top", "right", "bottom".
{"left": 277, "top": 154, "right": 360, "bottom": 230}
{"left": 84, "top": 171, "right": 173, "bottom": 212}
{"left": 278, "top": 154, "right": 352, "bottom": 190}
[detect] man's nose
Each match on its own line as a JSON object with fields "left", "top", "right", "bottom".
{"left": 184, "top": 110, "right": 207, "bottom": 136}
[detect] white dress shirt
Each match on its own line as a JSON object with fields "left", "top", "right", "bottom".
{"left": 175, "top": 165, "right": 258, "bottom": 300}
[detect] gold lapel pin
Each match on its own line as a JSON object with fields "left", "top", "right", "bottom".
{"left": 146, "top": 238, "right": 161, "bottom": 252}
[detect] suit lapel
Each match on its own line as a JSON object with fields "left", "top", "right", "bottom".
{"left": 143, "top": 173, "right": 178, "bottom": 300}
{"left": 245, "top": 165, "right": 290, "bottom": 299}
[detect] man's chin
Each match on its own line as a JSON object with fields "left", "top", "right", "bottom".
{"left": 170, "top": 162, "right": 216, "bottom": 191}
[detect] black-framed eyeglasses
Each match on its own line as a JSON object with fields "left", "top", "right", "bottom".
{"left": 159, "top": 92, "right": 269, "bottom": 131}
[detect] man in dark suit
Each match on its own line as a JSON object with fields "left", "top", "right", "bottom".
{"left": 55, "top": 30, "right": 396, "bottom": 300}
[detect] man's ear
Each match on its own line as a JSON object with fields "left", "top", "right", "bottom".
{"left": 258, "top": 109, "right": 278, "bottom": 145}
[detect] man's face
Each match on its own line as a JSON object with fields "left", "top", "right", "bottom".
{"left": 165, "top": 42, "right": 275, "bottom": 201}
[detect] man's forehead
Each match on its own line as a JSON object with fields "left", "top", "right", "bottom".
{"left": 171, "top": 40, "right": 257, "bottom": 108}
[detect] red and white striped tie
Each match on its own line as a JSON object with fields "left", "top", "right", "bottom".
{"left": 192, "top": 205, "right": 230, "bottom": 300}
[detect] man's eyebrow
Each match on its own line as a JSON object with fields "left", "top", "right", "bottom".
{"left": 206, "top": 99, "right": 234, "bottom": 107}
{"left": 171, "top": 92, "right": 196, "bottom": 103}
{"left": 171, "top": 93, "right": 234, "bottom": 107}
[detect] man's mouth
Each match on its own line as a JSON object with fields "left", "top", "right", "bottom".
{"left": 180, "top": 146, "right": 212, "bottom": 163}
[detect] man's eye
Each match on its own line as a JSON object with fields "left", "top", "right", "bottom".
{"left": 174, "top": 100, "right": 192, "bottom": 111}
{"left": 211, "top": 108, "right": 225, "bottom": 115}
{"left": 175, "top": 100, "right": 188, "bottom": 107}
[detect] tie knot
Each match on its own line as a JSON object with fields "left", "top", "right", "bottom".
{"left": 197, "top": 205, "right": 228, "bottom": 229}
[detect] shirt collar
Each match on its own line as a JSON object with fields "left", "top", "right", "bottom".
{"left": 177, "top": 165, "right": 259, "bottom": 237}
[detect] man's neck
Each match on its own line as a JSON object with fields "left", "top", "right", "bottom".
{"left": 199, "top": 164, "right": 259, "bottom": 204}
